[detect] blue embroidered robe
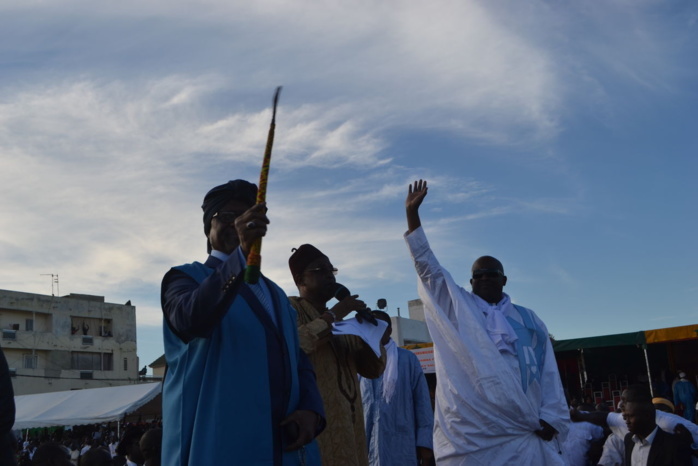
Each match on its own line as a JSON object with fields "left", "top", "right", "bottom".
{"left": 161, "top": 253, "right": 323, "bottom": 466}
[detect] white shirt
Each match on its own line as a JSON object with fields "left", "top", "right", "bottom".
{"left": 630, "top": 426, "right": 659, "bottom": 466}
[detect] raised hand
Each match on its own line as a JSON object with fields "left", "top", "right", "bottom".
{"left": 234, "top": 203, "right": 270, "bottom": 256}
{"left": 406, "top": 179, "right": 428, "bottom": 233}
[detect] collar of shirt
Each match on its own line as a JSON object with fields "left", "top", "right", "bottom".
{"left": 632, "top": 425, "right": 659, "bottom": 446}
{"left": 210, "top": 248, "right": 236, "bottom": 262}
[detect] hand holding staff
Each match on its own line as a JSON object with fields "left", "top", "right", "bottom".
{"left": 245, "top": 86, "right": 282, "bottom": 284}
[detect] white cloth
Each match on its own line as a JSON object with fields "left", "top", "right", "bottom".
{"left": 477, "top": 294, "right": 518, "bottom": 355}
{"left": 563, "top": 420, "right": 604, "bottom": 466}
{"left": 331, "top": 318, "right": 388, "bottom": 357}
{"left": 405, "top": 227, "right": 570, "bottom": 465}
{"left": 382, "top": 339, "right": 399, "bottom": 403}
{"left": 598, "top": 433, "right": 625, "bottom": 466}
{"left": 607, "top": 410, "right": 698, "bottom": 465}
{"left": 70, "top": 449, "right": 80, "bottom": 466}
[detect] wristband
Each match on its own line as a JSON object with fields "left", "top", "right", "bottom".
{"left": 324, "top": 310, "right": 337, "bottom": 322}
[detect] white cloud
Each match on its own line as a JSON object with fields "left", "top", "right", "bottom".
{"left": 1, "top": 0, "right": 696, "bottom": 366}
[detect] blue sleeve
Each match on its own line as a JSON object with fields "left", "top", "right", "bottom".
{"left": 161, "top": 252, "right": 246, "bottom": 342}
{"left": 296, "top": 346, "right": 326, "bottom": 435}
{"left": 408, "top": 352, "right": 434, "bottom": 449}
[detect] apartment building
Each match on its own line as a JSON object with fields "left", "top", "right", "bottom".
{"left": 0, "top": 289, "right": 139, "bottom": 395}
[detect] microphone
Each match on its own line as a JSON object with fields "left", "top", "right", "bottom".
{"left": 333, "top": 283, "right": 378, "bottom": 326}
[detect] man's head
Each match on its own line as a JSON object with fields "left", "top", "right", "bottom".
{"left": 202, "top": 180, "right": 257, "bottom": 254}
{"left": 621, "top": 384, "right": 656, "bottom": 438}
{"left": 470, "top": 256, "right": 507, "bottom": 304}
{"left": 139, "top": 428, "right": 163, "bottom": 465}
{"left": 372, "top": 310, "right": 392, "bottom": 344}
{"left": 623, "top": 401, "right": 656, "bottom": 438}
{"left": 620, "top": 384, "right": 652, "bottom": 407}
{"left": 289, "top": 244, "right": 337, "bottom": 303}
{"left": 116, "top": 426, "right": 145, "bottom": 462}
{"left": 31, "top": 443, "right": 72, "bottom": 466}
{"left": 79, "top": 447, "right": 113, "bottom": 466}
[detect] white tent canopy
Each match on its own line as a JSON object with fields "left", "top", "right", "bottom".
{"left": 13, "top": 382, "right": 161, "bottom": 430}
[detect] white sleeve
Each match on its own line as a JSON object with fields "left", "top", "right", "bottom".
{"left": 597, "top": 433, "right": 624, "bottom": 466}
{"left": 405, "top": 226, "right": 467, "bottom": 330}
{"left": 606, "top": 412, "right": 629, "bottom": 438}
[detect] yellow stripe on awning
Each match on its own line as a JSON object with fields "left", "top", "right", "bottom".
{"left": 644, "top": 324, "right": 698, "bottom": 344}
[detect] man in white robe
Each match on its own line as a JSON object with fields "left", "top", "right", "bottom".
{"left": 360, "top": 311, "right": 434, "bottom": 466}
{"left": 403, "top": 180, "right": 570, "bottom": 465}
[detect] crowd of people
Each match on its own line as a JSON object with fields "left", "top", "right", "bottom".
{"left": 8, "top": 421, "right": 161, "bottom": 466}
{"left": 3, "top": 178, "right": 698, "bottom": 465}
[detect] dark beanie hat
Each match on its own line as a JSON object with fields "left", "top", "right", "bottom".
{"left": 289, "top": 244, "right": 328, "bottom": 278}
{"left": 202, "top": 180, "right": 258, "bottom": 237}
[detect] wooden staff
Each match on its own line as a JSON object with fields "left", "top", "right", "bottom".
{"left": 245, "top": 86, "right": 282, "bottom": 284}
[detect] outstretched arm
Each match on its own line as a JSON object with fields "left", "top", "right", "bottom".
{"left": 404, "top": 179, "right": 462, "bottom": 330}
{"left": 569, "top": 408, "right": 610, "bottom": 428}
{"left": 406, "top": 179, "right": 428, "bottom": 233}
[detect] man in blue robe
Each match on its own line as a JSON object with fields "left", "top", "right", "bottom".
{"left": 674, "top": 372, "right": 697, "bottom": 422}
{"left": 360, "top": 311, "right": 434, "bottom": 466}
{"left": 161, "top": 180, "right": 325, "bottom": 466}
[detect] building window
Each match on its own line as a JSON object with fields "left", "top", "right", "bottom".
{"left": 102, "top": 353, "right": 113, "bottom": 371}
{"left": 99, "top": 323, "right": 113, "bottom": 337}
{"left": 23, "top": 354, "right": 38, "bottom": 369}
{"left": 25, "top": 319, "right": 34, "bottom": 331}
{"left": 123, "top": 358, "right": 128, "bottom": 371}
{"left": 2, "top": 330, "right": 16, "bottom": 340}
{"left": 71, "top": 352, "right": 113, "bottom": 371}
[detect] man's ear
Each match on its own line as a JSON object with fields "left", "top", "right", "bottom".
{"left": 502, "top": 276, "right": 507, "bottom": 287}
{"left": 293, "top": 273, "right": 304, "bottom": 287}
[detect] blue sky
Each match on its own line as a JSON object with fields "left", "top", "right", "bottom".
{"left": 1, "top": 0, "right": 696, "bottom": 373}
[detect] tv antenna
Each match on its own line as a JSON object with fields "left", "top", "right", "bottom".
{"left": 40, "top": 274, "right": 59, "bottom": 296}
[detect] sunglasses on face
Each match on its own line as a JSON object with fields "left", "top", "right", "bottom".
{"left": 472, "top": 269, "right": 503, "bottom": 280}
{"left": 306, "top": 267, "right": 338, "bottom": 276}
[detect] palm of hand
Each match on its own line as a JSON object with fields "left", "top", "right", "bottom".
{"left": 406, "top": 180, "right": 428, "bottom": 210}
